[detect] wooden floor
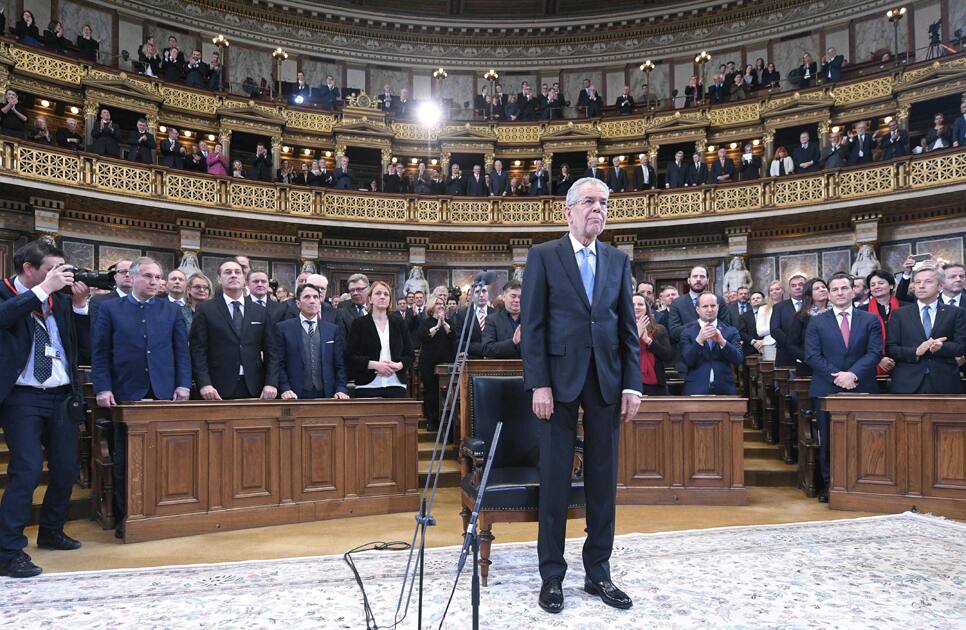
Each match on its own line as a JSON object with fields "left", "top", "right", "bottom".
{"left": 30, "top": 486, "right": 878, "bottom": 574}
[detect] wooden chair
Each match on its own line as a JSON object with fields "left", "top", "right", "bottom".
{"left": 459, "top": 375, "right": 584, "bottom": 586}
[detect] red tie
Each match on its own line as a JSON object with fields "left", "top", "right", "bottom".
{"left": 839, "top": 312, "right": 850, "bottom": 346}
{"left": 478, "top": 308, "right": 486, "bottom": 332}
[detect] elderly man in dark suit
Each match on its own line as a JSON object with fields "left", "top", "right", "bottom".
{"left": 847, "top": 121, "right": 874, "bottom": 165}
{"left": 127, "top": 119, "right": 155, "bottom": 164}
{"left": 791, "top": 131, "right": 821, "bottom": 173}
{"left": 665, "top": 150, "right": 688, "bottom": 189}
{"left": 528, "top": 159, "right": 551, "bottom": 196}
{"left": 90, "top": 108, "right": 122, "bottom": 157}
{"left": 91, "top": 256, "right": 191, "bottom": 538}
{"left": 878, "top": 119, "right": 908, "bottom": 160}
{"left": 466, "top": 164, "right": 488, "bottom": 196}
{"left": 276, "top": 283, "right": 349, "bottom": 400}
{"left": 446, "top": 164, "right": 466, "bottom": 196}
{"left": 820, "top": 131, "right": 849, "bottom": 169}
{"left": 686, "top": 152, "right": 709, "bottom": 186}
{"left": 606, "top": 156, "right": 627, "bottom": 193}
{"left": 189, "top": 259, "right": 278, "bottom": 400}
{"left": 710, "top": 148, "right": 735, "bottom": 184}
{"left": 0, "top": 239, "right": 91, "bottom": 578}
{"left": 319, "top": 75, "right": 340, "bottom": 111}
{"left": 632, "top": 155, "right": 656, "bottom": 191}
{"left": 583, "top": 157, "right": 606, "bottom": 182}
{"left": 489, "top": 160, "right": 510, "bottom": 197}
{"left": 482, "top": 279, "right": 522, "bottom": 359}
{"left": 805, "top": 273, "right": 882, "bottom": 502}
{"left": 887, "top": 265, "right": 966, "bottom": 394}
{"left": 522, "top": 176, "right": 640, "bottom": 615}
{"left": 680, "top": 293, "right": 744, "bottom": 395}
{"left": 820, "top": 47, "right": 845, "bottom": 82}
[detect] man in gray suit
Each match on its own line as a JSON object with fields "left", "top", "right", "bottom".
{"left": 522, "top": 176, "right": 640, "bottom": 615}
{"left": 819, "top": 131, "right": 849, "bottom": 169}
{"left": 488, "top": 159, "right": 510, "bottom": 196}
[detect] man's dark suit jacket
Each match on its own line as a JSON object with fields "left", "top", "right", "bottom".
{"left": 556, "top": 174, "right": 575, "bottom": 197}
{"left": 633, "top": 165, "right": 656, "bottom": 191}
{"left": 92, "top": 296, "right": 191, "bottom": 401}
{"left": 583, "top": 167, "right": 606, "bottom": 182}
{"left": 886, "top": 302, "right": 966, "bottom": 394}
{"left": 528, "top": 169, "right": 550, "bottom": 196}
{"left": 159, "top": 139, "right": 184, "bottom": 169}
{"left": 446, "top": 175, "right": 466, "bottom": 196}
{"left": 710, "top": 158, "right": 736, "bottom": 183}
{"left": 679, "top": 320, "right": 744, "bottom": 395}
{"left": 667, "top": 292, "right": 734, "bottom": 373}
{"left": 820, "top": 143, "right": 849, "bottom": 169}
{"left": 952, "top": 115, "right": 966, "bottom": 147}
{"left": 455, "top": 305, "right": 496, "bottom": 358}
{"left": 686, "top": 161, "right": 709, "bottom": 186}
{"left": 666, "top": 160, "right": 687, "bottom": 188}
{"left": 520, "top": 235, "right": 640, "bottom": 404}
{"left": 318, "top": 84, "right": 340, "bottom": 110}
{"left": 585, "top": 96, "right": 602, "bottom": 118}
{"left": 90, "top": 121, "right": 122, "bottom": 157}
{"left": 335, "top": 300, "right": 365, "bottom": 347}
{"left": 280, "top": 299, "right": 336, "bottom": 326}
{"left": 346, "top": 312, "right": 414, "bottom": 387}
{"left": 334, "top": 167, "right": 354, "bottom": 189}
{"left": 820, "top": 55, "right": 844, "bottom": 82}
{"left": 728, "top": 302, "right": 759, "bottom": 355}
{"left": 275, "top": 316, "right": 348, "bottom": 398}
{"left": 804, "top": 308, "right": 881, "bottom": 398}
{"left": 184, "top": 61, "right": 210, "bottom": 88}
{"left": 654, "top": 309, "right": 669, "bottom": 329}
{"left": 738, "top": 156, "right": 761, "bottom": 181}
{"left": 56, "top": 128, "right": 83, "bottom": 150}
{"left": 252, "top": 155, "right": 273, "bottom": 181}
{"left": 481, "top": 308, "right": 521, "bottom": 359}
{"left": 879, "top": 130, "right": 909, "bottom": 160}
{"left": 128, "top": 131, "right": 155, "bottom": 164}
{"left": 769, "top": 299, "right": 800, "bottom": 367}
{"left": 466, "top": 173, "right": 488, "bottom": 196}
{"left": 791, "top": 143, "right": 821, "bottom": 172}
{"left": 189, "top": 297, "right": 278, "bottom": 398}
{"left": 382, "top": 173, "right": 401, "bottom": 193}
{"left": 0, "top": 281, "right": 87, "bottom": 402}
{"left": 606, "top": 167, "right": 627, "bottom": 193}
{"left": 847, "top": 133, "right": 874, "bottom": 165}
{"left": 489, "top": 169, "right": 509, "bottom": 196}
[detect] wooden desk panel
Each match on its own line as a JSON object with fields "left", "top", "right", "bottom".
{"left": 114, "top": 400, "right": 422, "bottom": 542}
{"left": 824, "top": 395, "right": 966, "bottom": 519}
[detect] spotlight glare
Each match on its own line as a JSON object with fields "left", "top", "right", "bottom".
{"left": 294, "top": 95, "right": 304, "bottom": 105}
{"left": 69, "top": 106, "right": 80, "bottom": 115}
{"left": 416, "top": 101, "right": 442, "bottom": 127}
{"left": 158, "top": 125, "right": 167, "bottom": 133}
{"left": 40, "top": 99, "right": 50, "bottom": 108}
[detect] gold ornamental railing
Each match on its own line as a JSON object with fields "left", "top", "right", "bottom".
{"left": 3, "top": 140, "right": 966, "bottom": 228}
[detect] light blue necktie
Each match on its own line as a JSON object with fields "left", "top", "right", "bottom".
{"left": 922, "top": 304, "right": 932, "bottom": 337}
{"left": 579, "top": 247, "right": 595, "bottom": 304}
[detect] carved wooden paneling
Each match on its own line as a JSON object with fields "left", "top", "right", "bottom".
{"left": 300, "top": 423, "right": 343, "bottom": 498}
{"left": 684, "top": 416, "right": 725, "bottom": 486}
{"left": 623, "top": 415, "right": 669, "bottom": 486}
{"left": 851, "top": 417, "right": 897, "bottom": 490}
{"left": 927, "top": 420, "right": 966, "bottom": 498}
{"left": 360, "top": 421, "right": 403, "bottom": 496}
{"left": 231, "top": 426, "right": 276, "bottom": 505}
{"left": 155, "top": 427, "right": 204, "bottom": 515}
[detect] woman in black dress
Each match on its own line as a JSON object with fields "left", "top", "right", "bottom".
{"left": 418, "top": 296, "right": 455, "bottom": 430}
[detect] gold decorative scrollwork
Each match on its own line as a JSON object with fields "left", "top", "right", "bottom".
{"left": 838, "top": 166, "right": 894, "bottom": 198}
{"left": 284, "top": 109, "right": 336, "bottom": 133}
{"left": 499, "top": 200, "right": 543, "bottom": 224}
{"left": 832, "top": 76, "right": 894, "bottom": 106}
{"left": 771, "top": 175, "right": 825, "bottom": 207}
{"left": 449, "top": 200, "right": 491, "bottom": 224}
{"left": 909, "top": 151, "right": 966, "bottom": 188}
{"left": 94, "top": 161, "right": 152, "bottom": 196}
{"left": 287, "top": 189, "right": 315, "bottom": 214}
{"left": 495, "top": 125, "right": 542, "bottom": 143}
{"left": 9, "top": 46, "right": 82, "bottom": 85}
{"left": 160, "top": 85, "right": 219, "bottom": 114}
{"left": 713, "top": 184, "right": 762, "bottom": 212}
{"left": 415, "top": 198, "right": 442, "bottom": 223}
{"left": 597, "top": 118, "right": 648, "bottom": 139}
{"left": 391, "top": 122, "right": 437, "bottom": 142}
{"left": 708, "top": 103, "right": 761, "bottom": 127}
{"left": 166, "top": 173, "right": 218, "bottom": 206}
{"left": 16, "top": 146, "right": 81, "bottom": 184}
{"left": 605, "top": 195, "right": 648, "bottom": 221}
{"left": 547, "top": 199, "right": 566, "bottom": 223}
{"left": 323, "top": 192, "right": 408, "bottom": 222}
{"left": 229, "top": 182, "right": 279, "bottom": 212}
{"left": 656, "top": 190, "right": 703, "bottom": 217}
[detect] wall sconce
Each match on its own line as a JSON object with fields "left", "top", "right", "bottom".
{"left": 282, "top": 146, "right": 291, "bottom": 153}
{"left": 158, "top": 125, "right": 167, "bottom": 133}
{"left": 183, "top": 130, "right": 192, "bottom": 137}
{"left": 40, "top": 99, "right": 50, "bottom": 108}
{"left": 707, "top": 145, "right": 715, "bottom": 152}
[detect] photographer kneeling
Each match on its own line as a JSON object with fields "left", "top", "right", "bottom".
{"left": 0, "top": 239, "right": 90, "bottom": 578}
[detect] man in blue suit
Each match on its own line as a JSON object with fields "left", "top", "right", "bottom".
{"left": 805, "top": 272, "right": 882, "bottom": 503}
{"left": 0, "top": 239, "right": 91, "bottom": 578}
{"left": 680, "top": 293, "right": 744, "bottom": 395}
{"left": 522, "top": 176, "right": 641, "bottom": 615}
{"left": 277, "top": 283, "right": 349, "bottom": 400}
{"left": 92, "top": 256, "right": 191, "bottom": 537}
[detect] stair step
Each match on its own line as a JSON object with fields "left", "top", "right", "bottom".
{"left": 744, "top": 442, "right": 781, "bottom": 458}
{"left": 418, "top": 440, "right": 457, "bottom": 461}
{"left": 0, "top": 483, "right": 92, "bottom": 525}
{"left": 418, "top": 459, "right": 460, "bottom": 488}
{"left": 744, "top": 457, "right": 798, "bottom": 487}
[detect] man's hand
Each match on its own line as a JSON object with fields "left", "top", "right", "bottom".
{"left": 512, "top": 325, "right": 522, "bottom": 346}
{"left": 199, "top": 385, "right": 222, "bottom": 400}
{"left": 878, "top": 357, "right": 896, "bottom": 372}
{"left": 916, "top": 337, "right": 947, "bottom": 356}
{"left": 752, "top": 339, "right": 764, "bottom": 351}
{"left": 621, "top": 392, "right": 641, "bottom": 422}
{"left": 260, "top": 385, "right": 278, "bottom": 400}
{"left": 333, "top": 392, "right": 350, "bottom": 400}
{"left": 832, "top": 371, "right": 858, "bottom": 389}
{"left": 532, "top": 386, "right": 554, "bottom": 421}
{"left": 95, "top": 391, "right": 116, "bottom": 408}
{"left": 712, "top": 327, "right": 727, "bottom": 347}
{"left": 172, "top": 387, "right": 190, "bottom": 401}
{"left": 71, "top": 281, "right": 90, "bottom": 308}
{"left": 281, "top": 390, "right": 298, "bottom": 400}
{"left": 39, "top": 264, "right": 75, "bottom": 295}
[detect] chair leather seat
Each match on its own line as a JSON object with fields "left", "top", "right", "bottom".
{"left": 461, "top": 466, "right": 585, "bottom": 511}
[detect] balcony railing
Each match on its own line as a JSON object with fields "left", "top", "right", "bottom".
{"left": 3, "top": 140, "right": 965, "bottom": 229}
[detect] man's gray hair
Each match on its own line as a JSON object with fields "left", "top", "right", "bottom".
{"left": 347, "top": 272, "right": 369, "bottom": 286}
{"left": 129, "top": 256, "right": 159, "bottom": 275}
{"left": 565, "top": 176, "right": 610, "bottom": 208}
{"left": 913, "top": 264, "right": 945, "bottom": 284}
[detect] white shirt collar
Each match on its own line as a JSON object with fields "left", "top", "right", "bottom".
{"left": 13, "top": 276, "right": 29, "bottom": 295}
{"left": 223, "top": 292, "right": 244, "bottom": 309}
{"left": 917, "top": 299, "right": 939, "bottom": 311}
{"left": 832, "top": 305, "right": 853, "bottom": 318}
{"left": 299, "top": 313, "right": 319, "bottom": 326}
{"left": 568, "top": 232, "right": 597, "bottom": 256}
{"left": 168, "top": 294, "right": 184, "bottom": 304}
{"left": 116, "top": 288, "right": 128, "bottom": 298}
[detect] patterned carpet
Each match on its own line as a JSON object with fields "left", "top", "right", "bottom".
{"left": 3, "top": 512, "right": 965, "bottom": 629}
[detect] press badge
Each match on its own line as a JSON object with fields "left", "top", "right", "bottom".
{"left": 45, "top": 345, "right": 61, "bottom": 360}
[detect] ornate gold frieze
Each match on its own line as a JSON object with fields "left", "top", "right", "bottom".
{"left": 449, "top": 200, "right": 492, "bottom": 224}
{"left": 323, "top": 192, "right": 408, "bottom": 222}
{"left": 159, "top": 85, "right": 220, "bottom": 115}
{"left": 229, "top": 182, "right": 279, "bottom": 212}
{"left": 391, "top": 122, "right": 438, "bottom": 142}
{"left": 499, "top": 199, "right": 544, "bottom": 224}
{"left": 656, "top": 190, "right": 703, "bottom": 217}
{"left": 832, "top": 76, "right": 894, "bottom": 106}
{"left": 598, "top": 118, "right": 648, "bottom": 139}
{"left": 166, "top": 174, "right": 219, "bottom": 206}
{"left": 909, "top": 151, "right": 966, "bottom": 189}
{"left": 605, "top": 195, "right": 648, "bottom": 222}
{"left": 838, "top": 165, "right": 894, "bottom": 198}
{"left": 714, "top": 184, "right": 762, "bottom": 212}
{"left": 414, "top": 198, "right": 442, "bottom": 223}
{"left": 9, "top": 46, "right": 82, "bottom": 85}
{"left": 94, "top": 162, "right": 152, "bottom": 196}
{"left": 771, "top": 175, "right": 825, "bottom": 207}
{"left": 287, "top": 189, "right": 316, "bottom": 215}
{"left": 495, "top": 125, "right": 542, "bottom": 144}
{"left": 707, "top": 103, "right": 761, "bottom": 127}
{"left": 284, "top": 109, "right": 337, "bottom": 133}
{"left": 16, "top": 146, "right": 81, "bottom": 185}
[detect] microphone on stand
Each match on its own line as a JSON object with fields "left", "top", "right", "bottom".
{"left": 472, "top": 270, "right": 497, "bottom": 287}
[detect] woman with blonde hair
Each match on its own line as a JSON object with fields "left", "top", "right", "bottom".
{"left": 347, "top": 281, "right": 414, "bottom": 398}
{"left": 182, "top": 272, "right": 211, "bottom": 331}
{"left": 753, "top": 280, "right": 784, "bottom": 361}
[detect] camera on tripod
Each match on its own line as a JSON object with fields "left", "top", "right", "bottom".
{"left": 55, "top": 265, "right": 116, "bottom": 295}
{"left": 929, "top": 19, "right": 942, "bottom": 45}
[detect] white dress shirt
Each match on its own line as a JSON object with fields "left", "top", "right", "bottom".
{"left": 355, "top": 318, "right": 404, "bottom": 390}
{"left": 14, "top": 277, "right": 86, "bottom": 388}
{"left": 917, "top": 300, "right": 938, "bottom": 332}
{"left": 223, "top": 292, "right": 245, "bottom": 375}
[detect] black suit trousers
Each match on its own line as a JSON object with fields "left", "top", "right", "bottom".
{"left": 538, "top": 358, "right": 619, "bottom": 584}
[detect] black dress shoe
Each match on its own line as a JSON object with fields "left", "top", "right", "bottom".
{"left": 818, "top": 491, "right": 829, "bottom": 503}
{"left": 584, "top": 578, "right": 633, "bottom": 610}
{"left": 539, "top": 577, "right": 564, "bottom": 614}
{"left": 0, "top": 551, "right": 43, "bottom": 578}
{"left": 37, "top": 529, "right": 82, "bottom": 551}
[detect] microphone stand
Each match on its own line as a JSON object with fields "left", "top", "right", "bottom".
{"left": 394, "top": 277, "right": 490, "bottom": 629}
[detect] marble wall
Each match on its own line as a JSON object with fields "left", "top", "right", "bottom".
{"left": 950, "top": 2, "right": 966, "bottom": 45}
{"left": 118, "top": 17, "right": 142, "bottom": 71}
{"left": 439, "top": 72, "right": 473, "bottom": 113}
{"left": 58, "top": 0, "right": 111, "bottom": 60}
{"left": 229, "top": 46, "right": 273, "bottom": 91}
{"left": 628, "top": 62, "right": 668, "bottom": 102}
{"left": 605, "top": 70, "right": 625, "bottom": 103}
{"left": 22, "top": 0, "right": 51, "bottom": 34}
{"left": 826, "top": 27, "right": 850, "bottom": 60}
{"left": 854, "top": 17, "right": 908, "bottom": 63}
{"left": 563, "top": 70, "right": 603, "bottom": 110}
{"left": 370, "top": 66, "right": 408, "bottom": 96}
{"left": 346, "top": 68, "right": 366, "bottom": 91}
{"left": 412, "top": 75, "right": 432, "bottom": 100}
{"left": 302, "top": 59, "right": 343, "bottom": 87}
{"left": 772, "top": 33, "right": 819, "bottom": 90}
{"left": 673, "top": 61, "right": 693, "bottom": 108}
{"left": 501, "top": 74, "right": 539, "bottom": 97}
